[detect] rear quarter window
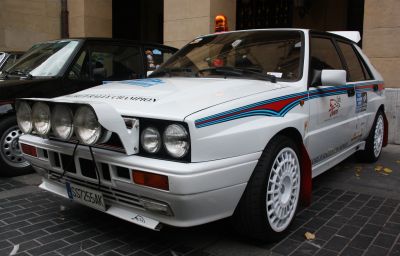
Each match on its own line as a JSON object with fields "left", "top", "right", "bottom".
{"left": 337, "top": 41, "right": 372, "bottom": 81}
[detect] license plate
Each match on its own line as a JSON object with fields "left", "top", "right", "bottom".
{"left": 66, "top": 182, "right": 106, "bottom": 211}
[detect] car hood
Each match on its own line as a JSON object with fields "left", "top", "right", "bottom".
{"left": 58, "top": 77, "right": 288, "bottom": 121}
{"left": 0, "top": 78, "right": 56, "bottom": 100}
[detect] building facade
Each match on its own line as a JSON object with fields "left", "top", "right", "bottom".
{"left": 0, "top": 0, "right": 398, "bottom": 142}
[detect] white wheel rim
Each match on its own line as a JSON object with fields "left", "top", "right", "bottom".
{"left": 373, "top": 115, "right": 384, "bottom": 158}
{"left": 266, "top": 147, "right": 300, "bottom": 232}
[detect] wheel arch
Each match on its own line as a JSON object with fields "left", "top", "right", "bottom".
{"left": 272, "top": 127, "right": 312, "bottom": 207}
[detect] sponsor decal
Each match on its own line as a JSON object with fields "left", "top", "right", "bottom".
{"left": 356, "top": 91, "right": 368, "bottom": 113}
{"left": 329, "top": 96, "right": 341, "bottom": 117}
{"left": 312, "top": 142, "right": 349, "bottom": 164}
{"left": 231, "top": 39, "right": 242, "bottom": 48}
{"left": 103, "top": 78, "right": 165, "bottom": 87}
{"left": 66, "top": 94, "right": 157, "bottom": 102}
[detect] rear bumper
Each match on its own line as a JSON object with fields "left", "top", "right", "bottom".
{"left": 20, "top": 134, "right": 260, "bottom": 228}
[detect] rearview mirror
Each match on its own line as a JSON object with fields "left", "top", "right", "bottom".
{"left": 321, "top": 69, "right": 346, "bottom": 87}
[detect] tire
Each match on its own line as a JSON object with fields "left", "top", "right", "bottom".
{"left": 0, "top": 115, "right": 32, "bottom": 177}
{"left": 356, "top": 111, "right": 385, "bottom": 163}
{"left": 233, "top": 135, "right": 301, "bottom": 242}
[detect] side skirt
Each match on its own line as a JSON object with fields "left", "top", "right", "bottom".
{"left": 312, "top": 141, "right": 366, "bottom": 178}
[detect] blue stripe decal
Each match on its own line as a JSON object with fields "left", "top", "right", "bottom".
{"left": 195, "top": 81, "right": 383, "bottom": 128}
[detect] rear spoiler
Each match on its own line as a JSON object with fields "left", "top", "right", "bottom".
{"left": 328, "top": 31, "right": 361, "bottom": 43}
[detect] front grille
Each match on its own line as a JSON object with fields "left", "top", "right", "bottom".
{"left": 60, "top": 154, "right": 76, "bottom": 173}
{"left": 49, "top": 171, "right": 145, "bottom": 211}
{"left": 79, "top": 158, "right": 97, "bottom": 179}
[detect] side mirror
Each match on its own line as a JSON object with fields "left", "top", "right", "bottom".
{"left": 321, "top": 69, "right": 346, "bottom": 87}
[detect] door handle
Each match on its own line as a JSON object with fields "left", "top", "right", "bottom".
{"left": 347, "top": 88, "right": 355, "bottom": 97}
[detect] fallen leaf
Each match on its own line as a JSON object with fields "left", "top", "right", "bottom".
{"left": 375, "top": 165, "right": 383, "bottom": 172}
{"left": 383, "top": 168, "right": 393, "bottom": 174}
{"left": 396, "top": 160, "right": 400, "bottom": 164}
{"left": 9, "top": 244, "right": 19, "bottom": 255}
{"left": 305, "top": 232, "right": 316, "bottom": 240}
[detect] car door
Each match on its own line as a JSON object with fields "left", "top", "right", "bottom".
{"left": 63, "top": 41, "right": 144, "bottom": 94}
{"left": 307, "top": 35, "right": 357, "bottom": 168}
{"left": 336, "top": 40, "right": 377, "bottom": 142}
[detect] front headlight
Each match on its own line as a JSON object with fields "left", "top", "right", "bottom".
{"left": 141, "top": 127, "right": 161, "bottom": 153}
{"left": 73, "top": 106, "right": 102, "bottom": 145}
{"left": 52, "top": 105, "right": 74, "bottom": 140}
{"left": 163, "top": 124, "right": 189, "bottom": 158}
{"left": 32, "top": 102, "right": 51, "bottom": 135}
{"left": 16, "top": 101, "right": 33, "bottom": 133}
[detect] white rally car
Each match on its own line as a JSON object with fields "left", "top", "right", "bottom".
{"left": 17, "top": 29, "right": 387, "bottom": 241}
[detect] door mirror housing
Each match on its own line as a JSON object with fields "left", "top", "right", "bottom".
{"left": 321, "top": 69, "right": 346, "bottom": 86}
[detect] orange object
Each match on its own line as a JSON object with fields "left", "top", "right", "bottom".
{"left": 215, "top": 14, "right": 228, "bottom": 32}
{"left": 212, "top": 58, "right": 224, "bottom": 67}
{"left": 132, "top": 170, "right": 169, "bottom": 191}
{"left": 20, "top": 143, "right": 37, "bottom": 157}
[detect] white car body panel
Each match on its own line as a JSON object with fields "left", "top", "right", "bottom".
{"left": 19, "top": 29, "right": 386, "bottom": 230}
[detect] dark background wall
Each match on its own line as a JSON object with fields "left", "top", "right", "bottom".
{"left": 112, "top": 0, "right": 164, "bottom": 43}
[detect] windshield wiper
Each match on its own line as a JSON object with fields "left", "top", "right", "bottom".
{"left": 238, "top": 67, "right": 277, "bottom": 83}
{"left": 197, "top": 66, "right": 277, "bottom": 83}
{"left": 150, "top": 67, "right": 194, "bottom": 77}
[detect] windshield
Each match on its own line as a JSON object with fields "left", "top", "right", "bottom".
{"left": 151, "top": 30, "right": 304, "bottom": 81}
{"left": 6, "top": 40, "right": 80, "bottom": 77}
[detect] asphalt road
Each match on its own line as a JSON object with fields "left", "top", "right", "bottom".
{"left": 0, "top": 145, "right": 399, "bottom": 256}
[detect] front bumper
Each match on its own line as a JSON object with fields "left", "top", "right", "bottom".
{"left": 20, "top": 134, "right": 260, "bottom": 229}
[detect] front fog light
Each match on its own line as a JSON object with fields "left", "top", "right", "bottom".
{"left": 163, "top": 124, "right": 189, "bottom": 158}
{"left": 16, "top": 101, "right": 33, "bottom": 133}
{"left": 141, "top": 127, "right": 161, "bottom": 153}
{"left": 32, "top": 102, "right": 51, "bottom": 135}
{"left": 73, "top": 106, "right": 102, "bottom": 145}
{"left": 52, "top": 104, "right": 73, "bottom": 140}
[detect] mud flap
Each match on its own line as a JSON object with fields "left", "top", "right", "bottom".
{"left": 383, "top": 112, "right": 389, "bottom": 147}
{"left": 300, "top": 143, "right": 312, "bottom": 207}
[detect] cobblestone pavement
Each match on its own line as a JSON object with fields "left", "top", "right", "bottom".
{"left": 0, "top": 145, "right": 399, "bottom": 256}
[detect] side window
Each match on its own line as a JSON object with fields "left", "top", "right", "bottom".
{"left": 144, "top": 47, "right": 174, "bottom": 72}
{"left": 69, "top": 44, "right": 142, "bottom": 81}
{"left": 337, "top": 42, "right": 368, "bottom": 82}
{"left": 310, "top": 37, "right": 344, "bottom": 71}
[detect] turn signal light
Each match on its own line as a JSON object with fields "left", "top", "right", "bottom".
{"left": 20, "top": 143, "right": 37, "bottom": 157}
{"left": 215, "top": 14, "right": 228, "bottom": 33}
{"left": 132, "top": 170, "right": 169, "bottom": 191}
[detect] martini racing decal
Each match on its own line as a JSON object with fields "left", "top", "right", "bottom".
{"left": 195, "top": 81, "right": 383, "bottom": 128}
{"left": 104, "top": 78, "right": 165, "bottom": 87}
